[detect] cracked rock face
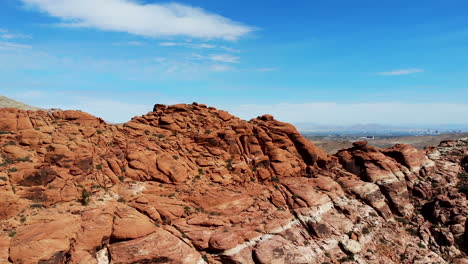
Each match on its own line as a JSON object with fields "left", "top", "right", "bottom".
{"left": 0, "top": 104, "right": 466, "bottom": 264}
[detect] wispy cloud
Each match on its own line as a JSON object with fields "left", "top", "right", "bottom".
{"left": 209, "top": 64, "right": 232, "bottom": 72}
{"left": 0, "top": 28, "right": 31, "bottom": 40}
{"left": 159, "top": 42, "right": 226, "bottom": 50}
{"left": 191, "top": 53, "right": 240, "bottom": 64}
{"left": 255, "top": 68, "right": 278, "bottom": 72}
{"left": 0, "top": 41, "right": 32, "bottom": 50}
{"left": 376, "top": 68, "right": 424, "bottom": 76}
{"left": 209, "top": 54, "right": 240, "bottom": 63}
{"left": 220, "top": 46, "right": 241, "bottom": 53}
{"left": 21, "top": 0, "right": 254, "bottom": 40}
{"left": 113, "top": 41, "right": 146, "bottom": 46}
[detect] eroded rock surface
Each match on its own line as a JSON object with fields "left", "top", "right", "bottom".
{"left": 0, "top": 105, "right": 466, "bottom": 264}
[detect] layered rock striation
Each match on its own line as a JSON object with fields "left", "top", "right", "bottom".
{"left": 0, "top": 104, "right": 466, "bottom": 264}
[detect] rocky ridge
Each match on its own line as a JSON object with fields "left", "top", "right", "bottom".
{"left": 0, "top": 103, "right": 466, "bottom": 264}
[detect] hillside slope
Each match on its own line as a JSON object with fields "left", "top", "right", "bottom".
{"left": 0, "top": 104, "right": 466, "bottom": 264}
{"left": 0, "top": 95, "right": 41, "bottom": 111}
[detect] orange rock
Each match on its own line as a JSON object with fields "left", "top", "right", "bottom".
{"left": 0, "top": 104, "right": 465, "bottom": 264}
{"left": 108, "top": 228, "right": 202, "bottom": 264}
{"left": 112, "top": 204, "right": 158, "bottom": 240}
{"left": 9, "top": 215, "right": 81, "bottom": 264}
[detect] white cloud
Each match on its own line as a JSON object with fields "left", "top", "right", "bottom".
{"left": 113, "top": 41, "right": 145, "bottom": 46}
{"left": 210, "top": 64, "right": 232, "bottom": 72}
{"left": 159, "top": 42, "right": 217, "bottom": 49}
{"left": 255, "top": 68, "right": 278, "bottom": 72}
{"left": 0, "top": 41, "right": 32, "bottom": 50}
{"left": 21, "top": 0, "right": 254, "bottom": 40}
{"left": 0, "top": 28, "right": 31, "bottom": 40}
{"left": 220, "top": 46, "right": 241, "bottom": 53}
{"left": 223, "top": 102, "right": 468, "bottom": 126}
{"left": 209, "top": 54, "right": 240, "bottom": 63}
{"left": 376, "top": 68, "right": 424, "bottom": 76}
{"left": 1, "top": 33, "right": 31, "bottom": 40}
{"left": 159, "top": 42, "right": 180, "bottom": 47}
{"left": 196, "top": 43, "right": 216, "bottom": 49}
{"left": 191, "top": 53, "right": 240, "bottom": 64}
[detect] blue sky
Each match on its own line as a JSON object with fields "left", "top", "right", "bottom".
{"left": 0, "top": 0, "right": 467, "bottom": 126}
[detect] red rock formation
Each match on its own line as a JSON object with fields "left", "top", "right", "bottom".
{"left": 0, "top": 105, "right": 466, "bottom": 264}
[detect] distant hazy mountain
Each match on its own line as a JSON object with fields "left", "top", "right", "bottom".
{"left": 0, "top": 95, "right": 41, "bottom": 110}
{"left": 294, "top": 122, "right": 468, "bottom": 134}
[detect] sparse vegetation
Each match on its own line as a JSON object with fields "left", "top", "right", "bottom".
{"left": 97, "top": 130, "right": 103, "bottom": 134}
{"left": 338, "top": 254, "right": 355, "bottom": 263}
{"left": 155, "top": 134, "right": 165, "bottom": 139}
{"left": 172, "top": 155, "right": 179, "bottom": 160}
{"left": 362, "top": 227, "right": 371, "bottom": 235}
{"left": 8, "top": 167, "right": 18, "bottom": 172}
{"left": 16, "top": 156, "right": 31, "bottom": 162}
{"left": 271, "top": 177, "right": 280, "bottom": 182}
{"left": 457, "top": 173, "right": 468, "bottom": 194}
{"left": 0, "top": 156, "right": 12, "bottom": 166}
{"left": 96, "top": 164, "right": 103, "bottom": 170}
{"left": 226, "top": 159, "right": 233, "bottom": 170}
{"left": 118, "top": 175, "right": 125, "bottom": 182}
{"left": 0, "top": 176, "right": 7, "bottom": 181}
{"left": 395, "top": 217, "right": 409, "bottom": 225}
{"left": 8, "top": 231, "right": 16, "bottom": 237}
{"left": 117, "top": 197, "right": 126, "bottom": 203}
{"left": 406, "top": 227, "right": 418, "bottom": 236}
{"left": 80, "top": 189, "right": 91, "bottom": 206}
{"left": 30, "top": 204, "right": 43, "bottom": 209}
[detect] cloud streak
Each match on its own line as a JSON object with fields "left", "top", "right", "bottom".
{"left": 0, "top": 41, "right": 32, "bottom": 50}
{"left": 255, "top": 68, "right": 278, "bottom": 72}
{"left": 0, "top": 28, "right": 31, "bottom": 40}
{"left": 159, "top": 42, "right": 216, "bottom": 49}
{"left": 376, "top": 68, "right": 424, "bottom": 76}
{"left": 21, "top": 0, "right": 254, "bottom": 40}
{"left": 209, "top": 54, "right": 240, "bottom": 63}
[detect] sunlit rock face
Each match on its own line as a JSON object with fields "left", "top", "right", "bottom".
{"left": 0, "top": 105, "right": 466, "bottom": 264}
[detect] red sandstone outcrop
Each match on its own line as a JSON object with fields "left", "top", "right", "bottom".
{"left": 0, "top": 105, "right": 466, "bottom": 264}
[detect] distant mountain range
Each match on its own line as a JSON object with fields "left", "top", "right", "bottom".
{"left": 0, "top": 95, "right": 41, "bottom": 110}
{"left": 294, "top": 122, "right": 468, "bottom": 135}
